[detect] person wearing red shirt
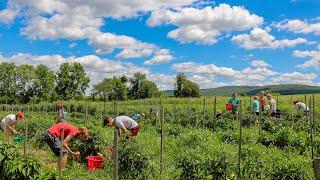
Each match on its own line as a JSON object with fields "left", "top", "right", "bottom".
{"left": 44, "top": 122, "right": 89, "bottom": 169}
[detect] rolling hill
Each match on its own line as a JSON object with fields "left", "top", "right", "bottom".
{"left": 166, "top": 84, "right": 320, "bottom": 96}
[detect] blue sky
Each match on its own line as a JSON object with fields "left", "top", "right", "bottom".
{"left": 0, "top": 0, "right": 319, "bottom": 90}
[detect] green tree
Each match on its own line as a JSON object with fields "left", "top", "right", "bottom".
{"left": 34, "top": 64, "right": 56, "bottom": 101}
{"left": 129, "top": 72, "right": 159, "bottom": 99}
{"left": 92, "top": 76, "right": 128, "bottom": 101}
{"left": 174, "top": 73, "right": 200, "bottom": 98}
{"left": 129, "top": 72, "right": 146, "bottom": 99}
{"left": 16, "top": 65, "right": 36, "bottom": 103}
{"left": 55, "top": 62, "right": 90, "bottom": 100}
{"left": 92, "top": 78, "right": 113, "bottom": 101}
{"left": 0, "top": 63, "right": 18, "bottom": 103}
{"left": 109, "top": 76, "right": 128, "bottom": 100}
{"left": 136, "top": 80, "right": 159, "bottom": 99}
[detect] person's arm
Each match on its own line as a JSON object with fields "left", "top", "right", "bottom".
{"left": 120, "top": 123, "right": 129, "bottom": 135}
{"left": 62, "top": 135, "right": 79, "bottom": 158}
{"left": 7, "top": 122, "right": 17, "bottom": 134}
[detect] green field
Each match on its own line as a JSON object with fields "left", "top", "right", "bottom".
{"left": 0, "top": 94, "right": 320, "bottom": 179}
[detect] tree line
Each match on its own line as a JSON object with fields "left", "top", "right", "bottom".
{"left": 0, "top": 62, "right": 200, "bottom": 104}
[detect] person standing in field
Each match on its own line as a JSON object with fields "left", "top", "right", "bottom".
{"left": 267, "top": 94, "right": 277, "bottom": 117}
{"left": 293, "top": 100, "right": 309, "bottom": 115}
{"left": 44, "top": 122, "right": 89, "bottom": 169}
{"left": 258, "top": 91, "right": 267, "bottom": 112}
{"left": 56, "top": 103, "right": 67, "bottom": 123}
{"left": 252, "top": 96, "right": 260, "bottom": 115}
{"left": 0, "top": 112, "right": 25, "bottom": 143}
{"left": 228, "top": 92, "right": 241, "bottom": 114}
{"left": 103, "top": 115, "right": 140, "bottom": 139}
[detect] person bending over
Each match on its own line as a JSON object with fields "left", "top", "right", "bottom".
{"left": 44, "top": 122, "right": 89, "bottom": 169}
{"left": 0, "top": 112, "right": 25, "bottom": 143}
{"left": 104, "top": 116, "right": 140, "bottom": 138}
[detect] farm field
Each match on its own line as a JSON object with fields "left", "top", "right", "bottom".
{"left": 0, "top": 94, "right": 320, "bottom": 180}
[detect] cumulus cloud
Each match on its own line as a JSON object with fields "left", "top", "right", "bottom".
{"left": 144, "top": 49, "right": 174, "bottom": 65}
{"left": 271, "top": 72, "right": 317, "bottom": 85}
{"left": 148, "top": 73, "right": 175, "bottom": 90}
{"left": 232, "top": 28, "right": 308, "bottom": 49}
{"left": 1, "top": 0, "right": 185, "bottom": 60}
{"left": 273, "top": 19, "right": 320, "bottom": 35}
{"left": 293, "top": 50, "right": 320, "bottom": 68}
{"left": 251, "top": 60, "right": 270, "bottom": 68}
{"left": 147, "top": 4, "right": 263, "bottom": 44}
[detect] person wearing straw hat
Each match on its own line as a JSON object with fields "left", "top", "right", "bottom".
{"left": 293, "top": 100, "right": 309, "bottom": 115}
{"left": 267, "top": 94, "right": 278, "bottom": 117}
{"left": 103, "top": 116, "right": 140, "bottom": 138}
{"left": 56, "top": 103, "right": 67, "bottom": 123}
{"left": 258, "top": 91, "right": 267, "bottom": 112}
{"left": 0, "top": 112, "right": 25, "bottom": 143}
{"left": 44, "top": 122, "right": 89, "bottom": 169}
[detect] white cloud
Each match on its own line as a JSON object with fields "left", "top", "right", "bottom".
{"left": 1, "top": 0, "right": 190, "bottom": 60}
{"left": 144, "top": 49, "right": 174, "bottom": 65}
{"left": 271, "top": 72, "right": 317, "bottom": 85}
{"left": 147, "top": 4, "right": 263, "bottom": 44}
{"left": 0, "top": 7, "right": 19, "bottom": 24}
{"left": 293, "top": 50, "right": 320, "bottom": 68}
{"left": 232, "top": 27, "right": 308, "bottom": 49}
{"left": 274, "top": 19, "right": 320, "bottom": 35}
{"left": 68, "top": 42, "right": 77, "bottom": 48}
{"left": 251, "top": 60, "right": 270, "bottom": 68}
{"left": 148, "top": 73, "right": 175, "bottom": 90}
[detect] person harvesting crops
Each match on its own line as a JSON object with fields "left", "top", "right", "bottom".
{"left": 44, "top": 122, "right": 89, "bottom": 169}
{"left": 104, "top": 116, "right": 140, "bottom": 138}
{"left": 0, "top": 112, "right": 25, "bottom": 143}
{"left": 267, "top": 94, "right": 277, "bottom": 117}
{"left": 228, "top": 92, "right": 240, "bottom": 114}
{"left": 56, "top": 103, "right": 67, "bottom": 123}
{"left": 131, "top": 112, "right": 145, "bottom": 121}
{"left": 293, "top": 100, "right": 309, "bottom": 115}
{"left": 258, "top": 91, "right": 267, "bottom": 111}
{"left": 252, "top": 96, "right": 260, "bottom": 115}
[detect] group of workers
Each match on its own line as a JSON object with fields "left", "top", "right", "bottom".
{"left": 227, "top": 91, "right": 309, "bottom": 118}
{"left": 0, "top": 103, "right": 151, "bottom": 169}
{"left": 0, "top": 96, "right": 311, "bottom": 169}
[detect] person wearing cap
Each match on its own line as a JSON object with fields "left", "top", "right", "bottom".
{"left": 0, "top": 112, "right": 25, "bottom": 143}
{"left": 252, "top": 96, "right": 260, "bottom": 115}
{"left": 131, "top": 112, "right": 145, "bottom": 121}
{"left": 228, "top": 92, "right": 241, "bottom": 114}
{"left": 293, "top": 100, "right": 309, "bottom": 115}
{"left": 56, "top": 103, "right": 67, "bottom": 123}
{"left": 267, "top": 94, "right": 277, "bottom": 117}
{"left": 44, "top": 122, "right": 89, "bottom": 169}
{"left": 258, "top": 91, "right": 267, "bottom": 112}
{"left": 104, "top": 116, "right": 140, "bottom": 138}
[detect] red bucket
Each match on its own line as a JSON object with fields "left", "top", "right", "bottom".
{"left": 226, "top": 103, "right": 233, "bottom": 111}
{"left": 86, "top": 156, "right": 104, "bottom": 171}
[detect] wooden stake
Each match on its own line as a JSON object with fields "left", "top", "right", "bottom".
{"left": 309, "top": 97, "right": 314, "bottom": 162}
{"left": 23, "top": 118, "right": 28, "bottom": 156}
{"left": 58, "top": 128, "right": 65, "bottom": 180}
{"left": 160, "top": 105, "right": 164, "bottom": 175}
{"left": 113, "top": 128, "right": 119, "bottom": 180}
{"left": 213, "top": 96, "right": 217, "bottom": 121}
{"left": 238, "top": 101, "right": 242, "bottom": 180}
{"left": 202, "top": 98, "right": 206, "bottom": 129}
